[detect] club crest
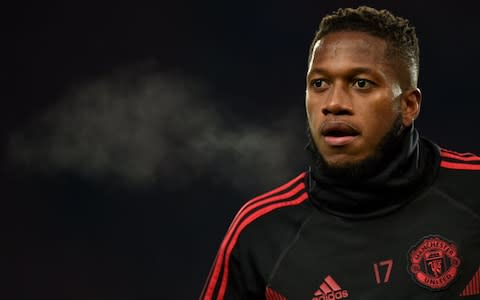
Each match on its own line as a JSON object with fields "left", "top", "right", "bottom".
{"left": 407, "top": 235, "right": 461, "bottom": 290}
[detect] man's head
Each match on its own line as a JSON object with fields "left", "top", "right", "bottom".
{"left": 305, "top": 6, "right": 422, "bottom": 177}
{"left": 308, "top": 6, "right": 420, "bottom": 88}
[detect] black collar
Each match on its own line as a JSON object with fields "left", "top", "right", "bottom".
{"left": 307, "top": 129, "right": 440, "bottom": 219}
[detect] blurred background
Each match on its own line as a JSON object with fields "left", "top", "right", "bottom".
{"left": 3, "top": 1, "right": 480, "bottom": 299}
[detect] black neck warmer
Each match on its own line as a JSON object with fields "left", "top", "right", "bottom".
{"left": 307, "top": 126, "right": 440, "bottom": 219}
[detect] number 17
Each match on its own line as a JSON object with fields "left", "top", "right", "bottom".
{"left": 373, "top": 259, "right": 393, "bottom": 284}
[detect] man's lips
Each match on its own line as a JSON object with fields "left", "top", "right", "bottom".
{"left": 320, "top": 121, "right": 360, "bottom": 146}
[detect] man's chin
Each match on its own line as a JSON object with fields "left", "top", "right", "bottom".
{"left": 323, "top": 161, "right": 361, "bottom": 171}
{"left": 322, "top": 154, "right": 366, "bottom": 169}
{"left": 318, "top": 154, "right": 378, "bottom": 180}
{"left": 307, "top": 114, "right": 405, "bottom": 181}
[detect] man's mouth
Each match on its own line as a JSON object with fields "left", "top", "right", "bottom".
{"left": 321, "top": 121, "right": 360, "bottom": 146}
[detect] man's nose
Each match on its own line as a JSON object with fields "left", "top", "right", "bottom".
{"left": 321, "top": 84, "right": 353, "bottom": 116}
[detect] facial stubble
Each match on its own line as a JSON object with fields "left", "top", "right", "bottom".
{"left": 307, "top": 113, "right": 405, "bottom": 181}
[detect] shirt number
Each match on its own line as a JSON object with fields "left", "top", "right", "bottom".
{"left": 373, "top": 259, "right": 393, "bottom": 284}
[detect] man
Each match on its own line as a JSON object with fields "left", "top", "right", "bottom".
{"left": 200, "top": 6, "right": 480, "bottom": 299}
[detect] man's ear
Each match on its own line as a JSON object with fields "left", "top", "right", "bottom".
{"left": 401, "top": 88, "right": 422, "bottom": 127}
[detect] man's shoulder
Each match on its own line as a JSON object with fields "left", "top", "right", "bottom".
{"left": 229, "top": 171, "right": 312, "bottom": 256}
{"left": 434, "top": 146, "right": 480, "bottom": 216}
{"left": 231, "top": 172, "right": 311, "bottom": 239}
{"left": 236, "top": 171, "right": 310, "bottom": 222}
{"left": 438, "top": 147, "right": 480, "bottom": 174}
{"left": 436, "top": 147, "right": 480, "bottom": 187}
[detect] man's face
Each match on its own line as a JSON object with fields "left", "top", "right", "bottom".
{"left": 306, "top": 31, "right": 404, "bottom": 169}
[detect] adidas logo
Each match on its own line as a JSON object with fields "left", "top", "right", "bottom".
{"left": 312, "top": 275, "right": 349, "bottom": 300}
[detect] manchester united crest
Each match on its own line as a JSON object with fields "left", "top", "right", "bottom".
{"left": 407, "top": 235, "right": 461, "bottom": 290}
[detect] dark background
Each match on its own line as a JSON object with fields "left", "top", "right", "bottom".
{"left": 3, "top": 1, "right": 480, "bottom": 299}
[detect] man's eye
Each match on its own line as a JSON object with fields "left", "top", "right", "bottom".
{"left": 311, "top": 79, "right": 326, "bottom": 88}
{"left": 353, "top": 79, "right": 372, "bottom": 89}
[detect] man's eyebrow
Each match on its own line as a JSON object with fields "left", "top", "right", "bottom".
{"left": 307, "top": 67, "right": 377, "bottom": 76}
